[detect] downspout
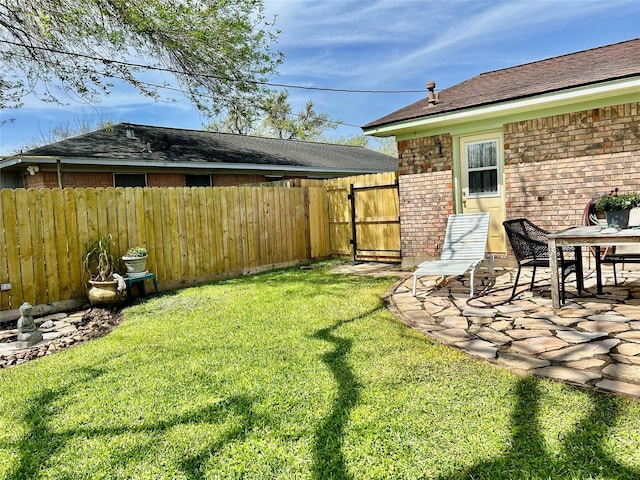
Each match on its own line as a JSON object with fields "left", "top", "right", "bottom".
{"left": 452, "top": 140, "right": 461, "bottom": 213}
{"left": 56, "top": 159, "right": 63, "bottom": 188}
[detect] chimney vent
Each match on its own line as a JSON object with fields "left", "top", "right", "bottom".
{"left": 125, "top": 126, "right": 136, "bottom": 139}
{"left": 426, "top": 81, "right": 438, "bottom": 106}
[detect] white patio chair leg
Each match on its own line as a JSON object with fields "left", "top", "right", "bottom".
{"left": 487, "top": 254, "right": 495, "bottom": 279}
{"left": 469, "top": 268, "right": 475, "bottom": 297}
{"left": 412, "top": 273, "right": 418, "bottom": 296}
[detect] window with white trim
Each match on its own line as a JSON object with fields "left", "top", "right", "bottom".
{"left": 466, "top": 139, "right": 498, "bottom": 196}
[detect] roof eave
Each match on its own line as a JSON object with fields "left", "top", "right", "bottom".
{"left": 0, "top": 156, "right": 388, "bottom": 176}
{"left": 362, "top": 76, "right": 640, "bottom": 137}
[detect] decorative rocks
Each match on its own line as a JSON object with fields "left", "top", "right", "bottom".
{"left": 0, "top": 308, "right": 123, "bottom": 369}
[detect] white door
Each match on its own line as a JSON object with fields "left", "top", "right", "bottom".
{"left": 459, "top": 133, "right": 506, "bottom": 254}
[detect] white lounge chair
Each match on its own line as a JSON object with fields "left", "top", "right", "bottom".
{"left": 412, "top": 212, "right": 493, "bottom": 297}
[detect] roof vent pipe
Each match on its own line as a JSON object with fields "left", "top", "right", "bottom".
{"left": 426, "top": 81, "right": 438, "bottom": 106}
{"left": 125, "top": 125, "right": 136, "bottom": 139}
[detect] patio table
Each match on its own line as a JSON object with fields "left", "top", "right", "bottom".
{"left": 548, "top": 225, "right": 640, "bottom": 309}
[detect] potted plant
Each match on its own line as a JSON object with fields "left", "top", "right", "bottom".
{"left": 595, "top": 188, "right": 640, "bottom": 228}
{"left": 121, "top": 246, "right": 148, "bottom": 277}
{"left": 83, "top": 234, "right": 124, "bottom": 305}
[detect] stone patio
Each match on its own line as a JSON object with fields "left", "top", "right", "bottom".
{"left": 384, "top": 264, "right": 640, "bottom": 401}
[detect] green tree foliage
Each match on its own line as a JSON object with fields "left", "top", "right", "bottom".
{"left": 205, "top": 99, "right": 261, "bottom": 136}
{"left": 207, "top": 89, "right": 340, "bottom": 142}
{"left": 370, "top": 136, "right": 398, "bottom": 157}
{"left": 262, "top": 90, "right": 338, "bottom": 140}
{"left": 205, "top": 89, "right": 395, "bottom": 154}
{"left": 0, "top": 0, "right": 282, "bottom": 115}
{"left": 324, "top": 135, "right": 397, "bottom": 156}
{"left": 329, "top": 135, "right": 369, "bottom": 147}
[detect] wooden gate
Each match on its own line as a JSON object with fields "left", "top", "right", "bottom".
{"left": 349, "top": 182, "right": 401, "bottom": 262}
{"left": 327, "top": 182, "right": 401, "bottom": 262}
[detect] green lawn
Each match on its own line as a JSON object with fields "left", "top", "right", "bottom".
{"left": 1, "top": 262, "right": 639, "bottom": 479}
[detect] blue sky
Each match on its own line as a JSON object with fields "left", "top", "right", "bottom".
{"left": 1, "top": 0, "right": 639, "bottom": 155}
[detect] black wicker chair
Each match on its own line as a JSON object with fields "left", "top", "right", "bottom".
{"left": 503, "top": 219, "right": 580, "bottom": 303}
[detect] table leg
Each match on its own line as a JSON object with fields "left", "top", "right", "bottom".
{"left": 549, "top": 238, "right": 560, "bottom": 309}
{"left": 595, "top": 246, "right": 603, "bottom": 294}
{"left": 575, "top": 246, "right": 583, "bottom": 294}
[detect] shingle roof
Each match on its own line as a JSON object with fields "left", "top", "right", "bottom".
{"left": 364, "top": 38, "right": 640, "bottom": 130}
{"left": 19, "top": 123, "right": 396, "bottom": 173}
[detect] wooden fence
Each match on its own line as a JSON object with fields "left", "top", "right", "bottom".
{"left": 293, "top": 172, "right": 400, "bottom": 259}
{"left": 0, "top": 172, "right": 399, "bottom": 316}
{"left": 0, "top": 185, "right": 330, "bottom": 315}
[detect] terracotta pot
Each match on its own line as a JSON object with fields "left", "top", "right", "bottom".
{"left": 87, "top": 280, "right": 123, "bottom": 306}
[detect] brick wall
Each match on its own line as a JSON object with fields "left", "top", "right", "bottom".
{"left": 19, "top": 171, "right": 276, "bottom": 188}
{"left": 24, "top": 171, "right": 114, "bottom": 188}
{"left": 399, "top": 171, "right": 453, "bottom": 266}
{"left": 213, "top": 174, "right": 266, "bottom": 186}
{"left": 397, "top": 134, "right": 452, "bottom": 176}
{"left": 147, "top": 173, "right": 186, "bottom": 187}
{"left": 504, "top": 103, "right": 639, "bottom": 164}
{"left": 63, "top": 172, "right": 114, "bottom": 188}
{"left": 398, "top": 101, "right": 640, "bottom": 265}
{"left": 503, "top": 102, "right": 640, "bottom": 230}
{"left": 506, "top": 151, "right": 640, "bottom": 230}
{"left": 23, "top": 171, "right": 59, "bottom": 188}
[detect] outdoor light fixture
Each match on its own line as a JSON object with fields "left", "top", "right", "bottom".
{"left": 435, "top": 139, "right": 442, "bottom": 156}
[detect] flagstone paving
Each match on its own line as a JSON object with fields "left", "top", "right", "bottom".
{"left": 383, "top": 265, "right": 640, "bottom": 401}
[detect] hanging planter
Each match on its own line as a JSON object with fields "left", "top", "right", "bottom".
{"left": 122, "top": 246, "right": 148, "bottom": 277}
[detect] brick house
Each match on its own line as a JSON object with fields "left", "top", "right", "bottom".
{"left": 0, "top": 123, "right": 396, "bottom": 189}
{"left": 363, "top": 38, "right": 640, "bottom": 268}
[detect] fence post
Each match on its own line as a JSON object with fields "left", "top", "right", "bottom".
{"left": 303, "top": 187, "right": 312, "bottom": 260}
{"left": 349, "top": 183, "right": 356, "bottom": 262}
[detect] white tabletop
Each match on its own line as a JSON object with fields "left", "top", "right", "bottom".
{"left": 548, "top": 225, "right": 640, "bottom": 244}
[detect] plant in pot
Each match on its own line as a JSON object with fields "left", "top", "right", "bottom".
{"left": 595, "top": 188, "right": 640, "bottom": 229}
{"left": 121, "top": 246, "right": 148, "bottom": 277}
{"left": 83, "top": 234, "right": 125, "bottom": 306}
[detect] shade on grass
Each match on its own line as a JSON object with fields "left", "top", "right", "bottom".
{"left": 1, "top": 261, "right": 639, "bottom": 479}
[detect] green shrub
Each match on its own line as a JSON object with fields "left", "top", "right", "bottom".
{"left": 124, "top": 246, "right": 148, "bottom": 258}
{"left": 595, "top": 188, "right": 640, "bottom": 211}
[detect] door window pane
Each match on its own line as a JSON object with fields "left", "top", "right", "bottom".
{"left": 467, "top": 142, "right": 497, "bottom": 169}
{"left": 469, "top": 170, "right": 498, "bottom": 194}
{"left": 466, "top": 140, "right": 498, "bottom": 195}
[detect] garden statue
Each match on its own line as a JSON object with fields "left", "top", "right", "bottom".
{"left": 16, "top": 302, "right": 43, "bottom": 347}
